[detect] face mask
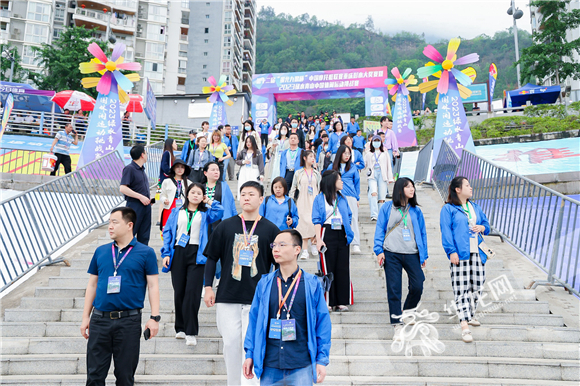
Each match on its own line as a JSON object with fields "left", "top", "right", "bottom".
{"left": 244, "top": 126, "right": 251, "bottom": 131}
{"left": 280, "top": 130, "right": 287, "bottom": 136}
{"left": 291, "top": 123, "right": 298, "bottom": 128}
{"left": 372, "top": 141, "right": 381, "bottom": 148}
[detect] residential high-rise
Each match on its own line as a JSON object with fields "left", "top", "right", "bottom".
{"left": 530, "top": 0, "right": 579, "bottom": 102}
{"left": 185, "top": 0, "right": 256, "bottom": 96}
{"left": 0, "top": 0, "right": 230, "bottom": 97}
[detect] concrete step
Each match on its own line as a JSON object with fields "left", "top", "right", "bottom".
{"left": 3, "top": 308, "right": 564, "bottom": 327}
{"left": 2, "top": 354, "right": 578, "bottom": 381}
{"left": 2, "top": 336, "right": 578, "bottom": 360}
{"left": 1, "top": 374, "right": 578, "bottom": 386}
{"left": 3, "top": 322, "right": 578, "bottom": 343}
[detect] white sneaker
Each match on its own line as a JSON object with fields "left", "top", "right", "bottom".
{"left": 186, "top": 335, "right": 197, "bottom": 346}
{"left": 371, "top": 217, "right": 377, "bottom": 221}
{"left": 175, "top": 331, "right": 186, "bottom": 339}
{"left": 352, "top": 245, "right": 361, "bottom": 254}
{"left": 393, "top": 324, "right": 404, "bottom": 341}
{"left": 310, "top": 244, "right": 318, "bottom": 256}
{"left": 299, "top": 250, "right": 309, "bottom": 260}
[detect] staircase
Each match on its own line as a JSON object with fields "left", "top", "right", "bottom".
{"left": 1, "top": 180, "right": 579, "bottom": 385}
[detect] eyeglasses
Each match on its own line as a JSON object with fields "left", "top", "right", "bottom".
{"left": 270, "top": 243, "right": 299, "bottom": 249}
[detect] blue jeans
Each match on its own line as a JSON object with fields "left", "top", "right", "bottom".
{"left": 368, "top": 176, "right": 389, "bottom": 219}
{"left": 261, "top": 365, "right": 312, "bottom": 385}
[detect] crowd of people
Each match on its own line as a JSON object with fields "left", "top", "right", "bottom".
{"left": 81, "top": 113, "right": 492, "bottom": 386}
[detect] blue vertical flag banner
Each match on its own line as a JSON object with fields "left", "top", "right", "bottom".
{"left": 144, "top": 78, "right": 157, "bottom": 130}
{"left": 209, "top": 99, "right": 228, "bottom": 131}
{"left": 0, "top": 93, "right": 14, "bottom": 140}
{"left": 364, "top": 87, "right": 390, "bottom": 117}
{"left": 431, "top": 75, "right": 476, "bottom": 165}
{"left": 392, "top": 94, "right": 418, "bottom": 147}
{"left": 78, "top": 87, "right": 123, "bottom": 167}
{"left": 422, "top": 78, "right": 428, "bottom": 111}
{"left": 489, "top": 63, "right": 498, "bottom": 102}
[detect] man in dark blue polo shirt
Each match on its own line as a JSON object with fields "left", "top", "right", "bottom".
{"left": 243, "top": 229, "right": 331, "bottom": 385}
{"left": 81, "top": 207, "right": 160, "bottom": 386}
{"left": 120, "top": 145, "right": 152, "bottom": 245}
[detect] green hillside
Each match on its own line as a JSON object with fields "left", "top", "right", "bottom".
{"left": 255, "top": 7, "right": 532, "bottom": 117}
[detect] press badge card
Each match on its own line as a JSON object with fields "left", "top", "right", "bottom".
{"left": 177, "top": 233, "right": 190, "bottom": 247}
{"left": 281, "top": 319, "right": 297, "bottom": 341}
{"left": 402, "top": 228, "right": 412, "bottom": 241}
{"left": 308, "top": 186, "right": 314, "bottom": 195}
{"left": 107, "top": 276, "right": 121, "bottom": 294}
{"left": 331, "top": 217, "right": 342, "bottom": 230}
{"left": 175, "top": 199, "right": 183, "bottom": 207}
{"left": 269, "top": 319, "right": 282, "bottom": 339}
{"left": 238, "top": 249, "right": 254, "bottom": 267}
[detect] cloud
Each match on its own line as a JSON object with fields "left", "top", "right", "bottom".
{"left": 258, "top": 0, "right": 532, "bottom": 40}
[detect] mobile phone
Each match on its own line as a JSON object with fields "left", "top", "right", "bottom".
{"left": 143, "top": 328, "right": 151, "bottom": 340}
{"left": 380, "top": 258, "right": 385, "bottom": 268}
{"left": 150, "top": 197, "right": 156, "bottom": 204}
{"left": 320, "top": 245, "right": 327, "bottom": 254}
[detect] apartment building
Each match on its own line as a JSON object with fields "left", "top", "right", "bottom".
{"left": 530, "top": 0, "right": 580, "bottom": 102}
{"left": 1, "top": 0, "right": 256, "bottom": 98}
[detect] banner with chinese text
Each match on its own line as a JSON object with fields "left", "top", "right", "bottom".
{"left": 392, "top": 94, "right": 417, "bottom": 147}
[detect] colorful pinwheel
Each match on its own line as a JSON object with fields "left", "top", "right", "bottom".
{"left": 79, "top": 43, "right": 141, "bottom": 103}
{"left": 424, "top": 62, "right": 478, "bottom": 101}
{"left": 417, "top": 38, "right": 479, "bottom": 96}
{"left": 385, "top": 67, "right": 419, "bottom": 96}
{"left": 202, "top": 75, "right": 236, "bottom": 106}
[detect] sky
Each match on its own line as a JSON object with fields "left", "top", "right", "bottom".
{"left": 257, "top": 0, "right": 533, "bottom": 42}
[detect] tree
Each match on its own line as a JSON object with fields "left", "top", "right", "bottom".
{"left": 0, "top": 44, "right": 29, "bottom": 83}
{"left": 517, "top": 0, "right": 580, "bottom": 86}
{"left": 29, "top": 26, "right": 108, "bottom": 97}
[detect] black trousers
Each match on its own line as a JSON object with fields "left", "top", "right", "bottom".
{"left": 319, "top": 224, "right": 352, "bottom": 307}
{"left": 171, "top": 244, "right": 205, "bottom": 336}
{"left": 383, "top": 250, "right": 425, "bottom": 324}
{"left": 126, "top": 200, "right": 151, "bottom": 246}
{"left": 190, "top": 168, "right": 204, "bottom": 183}
{"left": 217, "top": 160, "right": 225, "bottom": 182}
{"left": 86, "top": 313, "right": 142, "bottom": 386}
{"left": 284, "top": 170, "right": 295, "bottom": 190}
{"left": 50, "top": 153, "right": 72, "bottom": 176}
{"left": 261, "top": 133, "right": 269, "bottom": 148}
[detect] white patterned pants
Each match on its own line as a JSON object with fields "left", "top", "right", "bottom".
{"left": 450, "top": 253, "right": 486, "bottom": 322}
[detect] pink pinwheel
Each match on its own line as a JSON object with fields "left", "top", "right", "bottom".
{"left": 384, "top": 67, "right": 419, "bottom": 97}
{"left": 202, "top": 75, "right": 236, "bottom": 106}
{"left": 417, "top": 38, "right": 479, "bottom": 95}
{"left": 79, "top": 43, "right": 141, "bottom": 102}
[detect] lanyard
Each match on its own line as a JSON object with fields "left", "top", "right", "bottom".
{"left": 196, "top": 150, "right": 205, "bottom": 166}
{"left": 398, "top": 206, "right": 409, "bottom": 228}
{"left": 241, "top": 215, "right": 261, "bottom": 247}
{"left": 111, "top": 244, "right": 133, "bottom": 276}
{"left": 332, "top": 199, "right": 338, "bottom": 216}
{"left": 185, "top": 208, "right": 199, "bottom": 234}
{"left": 176, "top": 180, "right": 182, "bottom": 197}
{"left": 305, "top": 168, "right": 313, "bottom": 186}
{"left": 463, "top": 203, "right": 472, "bottom": 219}
{"left": 190, "top": 141, "right": 195, "bottom": 150}
{"left": 374, "top": 153, "right": 380, "bottom": 166}
{"left": 211, "top": 143, "right": 220, "bottom": 155}
{"left": 289, "top": 149, "right": 298, "bottom": 162}
{"left": 206, "top": 185, "right": 216, "bottom": 200}
{"left": 277, "top": 270, "right": 302, "bottom": 319}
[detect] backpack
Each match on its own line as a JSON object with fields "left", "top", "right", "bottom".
{"left": 264, "top": 195, "right": 294, "bottom": 229}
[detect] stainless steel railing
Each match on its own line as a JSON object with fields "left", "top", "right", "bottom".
{"left": 432, "top": 140, "right": 580, "bottom": 296}
{"left": 0, "top": 150, "right": 126, "bottom": 292}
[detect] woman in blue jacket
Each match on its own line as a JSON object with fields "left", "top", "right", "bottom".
{"left": 339, "top": 135, "right": 365, "bottom": 171}
{"left": 440, "top": 176, "right": 490, "bottom": 343}
{"left": 202, "top": 161, "right": 237, "bottom": 225}
{"left": 259, "top": 176, "right": 299, "bottom": 231}
{"left": 330, "top": 145, "right": 362, "bottom": 254}
{"left": 373, "top": 177, "right": 428, "bottom": 338}
{"left": 313, "top": 170, "right": 354, "bottom": 312}
{"left": 161, "top": 182, "right": 224, "bottom": 346}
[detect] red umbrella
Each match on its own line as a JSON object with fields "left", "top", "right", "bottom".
{"left": 51, "top": 90, "right": 96, "bottom": 111}
{"left": 124, "top": 94, "right": 144, "bottom": 113}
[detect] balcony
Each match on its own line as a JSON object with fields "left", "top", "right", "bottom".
{"left": 180, "top": 34, "right": 188, "bottom": 42}
{"left": 178, "top": 51, "right": 188, "bottom": 58}
{"left": 0, "top": 30, "right": 7, "bottom": 44}
{"left": 0, "top": 9, "right": 10, "bottom": 19}
{"left": 77, "top": 0, "right": 138, "bottom": 15}
{"left": 181, "top": 18, "right": 189, "bottom": 25}
{"left": 244, "top": 1, "right": 254, "bottom": 17}
{"left": 73, "top": 8, "right": 136, "bottom": 33}
{"left": 178, "top": 68, "right": 187, "bottom": 74}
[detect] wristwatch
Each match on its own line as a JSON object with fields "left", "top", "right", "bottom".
{"left": 150, "top": 315, "right": 161, "bottom": 322}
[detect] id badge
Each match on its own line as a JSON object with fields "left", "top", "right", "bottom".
{"left": 177, "top": 233, "right": 190, "bottom": 247}
{"left": 374, "top": 163, "right": 381, "bottom": 170}
{"left": 245, "top": 160, "right": 252, "bottom": 168}
{"left": 331, "top": 217, "right": 342, "bottom": 230}
{"left": 238, "top": 249, "right": 254, "bottom": 267}
{"left": 175, "top": 199, "right": 183, "bottom": 207}
{"left": 107, "top": 276, "right": 121, "bottom": 294}
{"left": 402, "top": 228, "right": 412, "bottom": 242}
{"left": 307, "top": 186, "right": 313, "bottom": 195}
{"left": 269, "top": 319, "right": 281, "bottom": 339}
{"left": 281, "top": 319, "right": 296, "bottom": 341}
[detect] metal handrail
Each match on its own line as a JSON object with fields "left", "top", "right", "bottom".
{"left": 431, "top": 140, "right": 461, "bottom": 202}
{"left": 432, "top": 140, "right": 580, "bottom": 296}
{"left": 0, "top": 150, "right": 126, "bottom": 292}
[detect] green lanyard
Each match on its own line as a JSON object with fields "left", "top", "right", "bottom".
{"left": 332, "top": 199, "right": 338, "bottom": 216}
{"left": 463, "top": 203, "right": 472, "bottom": 219}
{"left": 185, "top": 208, "right": 199, "bottom": 234}
{"left": 398, "top": 207, "right": 409, "bottom": 228}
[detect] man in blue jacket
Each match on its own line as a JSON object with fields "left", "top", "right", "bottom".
{"left": 243, "top": 229, "right": 331, "bottom": 385}
{"left": 278, "top": 132, "right": 303, "bottom": 188}
{"left": 346, "top": 116, "right": 360, "bottom": 137}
